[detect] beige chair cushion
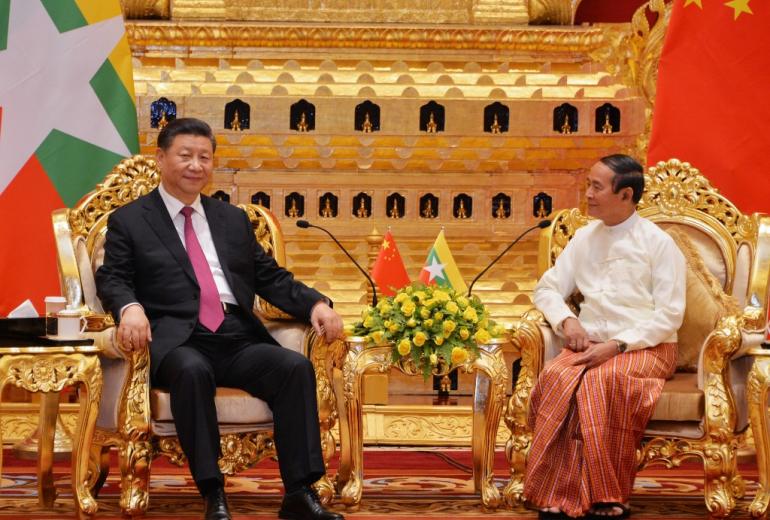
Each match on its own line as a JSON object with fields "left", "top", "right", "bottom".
{"left": 650, "top": 372, "right": 703, "bottom": 422}
{"left": 151, "top": 387, "right": 273, "bottom": 424}
{"left": 667, "top": 228, "right": 740, "bottom": 372}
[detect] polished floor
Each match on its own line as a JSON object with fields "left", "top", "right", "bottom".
{"left": 0, "top": 447, "right": 760, "bottom": 518}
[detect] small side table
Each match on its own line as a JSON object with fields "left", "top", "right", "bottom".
{"left": 334, "top": 337, "right": 509, "bottom": 509}
{"left": 0, "top": 339, "right": 102, "bottom": 517}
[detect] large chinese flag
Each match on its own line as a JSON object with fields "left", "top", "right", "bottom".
{"left": 371, "top": 230, "right": 411, "bottom": 297}
{"left": 0, "top": 0, "right": 138, "bottom": 315}
{"left": 647, "top": 0, "right": 770, "bottom": 213}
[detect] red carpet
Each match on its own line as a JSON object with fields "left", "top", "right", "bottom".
{"left": 0, "top": 448, "right": 759, "bottom": 518}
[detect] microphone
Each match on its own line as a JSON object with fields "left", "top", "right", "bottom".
{"left": 296, "top": 220, "right": 378, "bottom": 306}
{"left": 467, "top": 220, "right": 552, "bottom": 297}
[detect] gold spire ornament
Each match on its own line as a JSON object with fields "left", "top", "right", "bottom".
{"left": 362, "top": 112, "right": 372, "bottom": 133}
{"left": 536, "top": 199, "right": 547, "bottom": 218}
{"left": 490, "top": 113, "right": 501, "bottom": 134}
{"left": 356, "top": 197, "right": 369, "bottom": 218}
{"left": 297, "top": 112, "right": 308, "bottom": 132}
{"left": 388, "top": 198, "right": 401, "bottom": 218}
{"left": 456, "top": 199, "right": 468, "bottom": 219}
{"left": 321, "top": 197, "right": 334, "bottom": 218}
{"left": 158, "top": 110, "right": 168, "bottom": 130}
{"left": 426, "top": 112, "right": 437, "bottom": 133}
{"left": 421, "top": 198, "right": 436, "bottom": 218}
{"left": 560, "top": 114, "right": 572, "bottom": 135}
{"left": 231, "top": 110, "right": 241, "bottom": 131}
{"left": 287, "top": 198, "right": 300, "bottom": 218}
{"left": 601, "top": 111, "right": 613, "bottom": 134}
{"left": 494, "top": 201, "right": 507, "bottom": 219}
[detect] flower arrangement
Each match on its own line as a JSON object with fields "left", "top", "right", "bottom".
{"left": 351, "top": 283, "right": 503, "bottom": 378}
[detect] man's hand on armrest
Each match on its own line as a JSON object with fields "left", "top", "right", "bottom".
{"left": 562, "top": 317, "right": 590, "bottom": 352}
{"left": 310, "top": 300, "right": 343, "bottom": 343}
{"left": 118, "top": 304, "right": 152, "bottom": 352}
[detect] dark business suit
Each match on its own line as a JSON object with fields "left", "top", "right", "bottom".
{"left": 95, "top": 188, "right": 326, "bottom": 493}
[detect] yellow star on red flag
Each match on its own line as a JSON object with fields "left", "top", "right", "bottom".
{"left": 684, "top": 0, "right": 702, "bottom": 8}
{"left": 725, "top": 0, "right": 753, "bottom": 19}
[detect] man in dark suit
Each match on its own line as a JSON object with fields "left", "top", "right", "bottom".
{"left": 95, "top": 117, "right": 344, "bottom": 520}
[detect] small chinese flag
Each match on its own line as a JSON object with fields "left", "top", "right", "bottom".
{"left": 371, "top": 230, "right": 411, "bottom": 296}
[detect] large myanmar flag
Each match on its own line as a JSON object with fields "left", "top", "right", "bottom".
{"left": 0, "top": 0, "right": 138, "bottom": 315}
{"left": 418, "top": 230, "right": 467, "bottom": 293}
{"left": 647, "top": 0, "right": 770, "bottom": 213}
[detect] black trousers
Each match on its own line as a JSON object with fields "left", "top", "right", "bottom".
{"left": 153, "top": 311, "right": 325, "bottom": 495}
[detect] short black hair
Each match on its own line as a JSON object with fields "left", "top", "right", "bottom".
{"left": 600, "top": 153, "right": 644, "bottom": 203}
{"left": 157, "top": 117, "right": 216, "bottom": 153}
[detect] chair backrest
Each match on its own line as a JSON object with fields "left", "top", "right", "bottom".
{"left": 537, "top": 159, "right": 760, "bottom": 308}
{"left": 52, "top": 154, "right": 286, "bottom": 318}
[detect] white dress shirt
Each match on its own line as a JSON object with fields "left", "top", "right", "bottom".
{"left": 533, "top": 212, "right": 686, "bottom": 351}
{"left": 157, "top": 183, "right": 237, "bottom": 305}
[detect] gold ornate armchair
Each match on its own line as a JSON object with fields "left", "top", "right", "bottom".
{"left": 51, "top": 155, "right": 343, "bottom": 515}
{"left": 504, "top": 159, "right": 770, "bottom": 517}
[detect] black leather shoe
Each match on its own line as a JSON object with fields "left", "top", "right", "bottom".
{"left": 204, "top": 487, "right": 231, "bottom": 520}
{"left": 278, "top": 487, "right": 344, "bottom": 520}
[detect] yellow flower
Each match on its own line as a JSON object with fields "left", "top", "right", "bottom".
{"left": 343, "top": 324, "right": 355, "bottom": 336}
{"left": 456, "top": 296, "right": 469, "bottom": 309}
{"left": 377, "top": 302, "right": 392, "bottom": 315}
{"left": 361, "top": 308, "right": 372, "bottom": 320}
{"left": 451, "top": 347, "right": 468, "bottom": 365}
{"left": 445, "top": 301, "right": 459, "bottom": 314}
{"left": 420, "top": 308, "right": 431, "bottom": 319}
{"left": 423, "top": 319, "right": 434, "bottom": 328}
{"left": 413, "top": 331, "right": 427, "bottom": 347}
{"left": 401, "top": 300, "right": 416, "bottom": 316}
{"left": 459, "top": 328, "right": 470, "bottom": 340}
{"left": 424, "top": 298, "right": 437, "bottom": 309}
{"left": 363, "top": 315, "right": 375, "bottom": 328}
{"left": 429, "top": 353, "right": 438, "bottom": 365}
{"left": 406, "top": 318, "right": 417, "bottom": 328}
{"left": 397, "top": 338, "right": 412, "bottom": 356}
{"left": 474, "top": 328, "right": 491, "bottom": 344}
{"left": 383, "top": 319, "right": 392, "bottom": 328}
{"left": 433, "top": 311, "right": 444, "bottom": 321}
{"left": 492, "top": 324, "right": 505, "bottom": 336}
{"left": 443, "top": 320, "right": 456, "bottom": 335}
{"left": 388, "top": 323, "right": 401, "bottom": 333}
{"left": 370, "top": 330, "right": 385, "bottom": 345}
{"left": 394, "top": 292, "right": 408, "bottom": 304}
{"left": 479, "top": 318, "right": 489, "bottom": 329}
{"left": 405, "top": 286, "right": 414, "bottom": 295}
{"left": 433, "top": 289, "right": 450, "bottom": 302}
{"left": 463, "top": 307, "right": 478, "bottom": 323}
{"left": 434, "top": 335, "right": 444, "bottom": 346}
{"left": 414, "top": 291, "right": 427, "bottom": 302}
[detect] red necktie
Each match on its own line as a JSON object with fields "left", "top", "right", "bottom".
{"left": 181, "top": 207, "right": 224, "bottom": 332}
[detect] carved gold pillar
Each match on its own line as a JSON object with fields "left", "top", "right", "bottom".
{"left": 528, "top": 0, "right": 582, "bottom": 25}
{"left": 120, "top": 0, "right": 170, "bottom": 19}
{"left": 748, "top": 349, "right": 770, "bottom": 517}
{"left": 473, "top": 0, "right": 529, "bottom": 24}
{"left": 169, "top": 0, "right": 226, "bottom": 19}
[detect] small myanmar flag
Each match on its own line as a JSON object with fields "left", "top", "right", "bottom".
{"left": 418, "top": 229, "right": 467, "bottom": 293}
{"left": 0, "top": 0, "right": 138, "bottom": 315}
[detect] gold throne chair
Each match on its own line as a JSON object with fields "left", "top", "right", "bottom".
{"left": 51, "top": 155, "right": 343, "bottom": 515}
{"left": 504, "top": 159, "right": 770, "bottom": 517}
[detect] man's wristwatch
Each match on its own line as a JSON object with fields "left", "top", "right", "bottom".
{"left": 614, "top": 340, "right": 628, "bottom": 353}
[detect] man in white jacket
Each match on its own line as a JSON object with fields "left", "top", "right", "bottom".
{"left": 523, "top": 154, "right": 686, "bottom": 520}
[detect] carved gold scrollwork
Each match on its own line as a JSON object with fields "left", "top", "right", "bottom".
{"left": 69, "top": 155, "right": 160, "bottom": 239}
{"left": 503, "top": 311, "right": 544, "bottom": 505}
{"left": 156, "top": 432, "right": 276, "bottom": 474}
{"left": 126, "top": 23, "right": 608, "bottom": 53}
{"left": 641, "top": 159, "right": 755, "bottom": 244}
{"left": 539, "top": 208, "right": 590, "bottom": 276}
{"left": 748, "top": 357, "right": 770, "bottom": 517}
{"left": 118, "top": 439, "right": 152, "bottom": 515}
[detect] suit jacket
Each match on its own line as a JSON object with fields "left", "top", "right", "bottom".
{"left": 95, "top": 188, "right": 325, "bottom": 379}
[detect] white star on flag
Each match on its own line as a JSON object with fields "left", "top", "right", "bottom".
{"left": 0, "top": 1, "right": 130, "bottom": 195}
{"left": 421, "top": 256, "right": 446, "bottom": 283}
